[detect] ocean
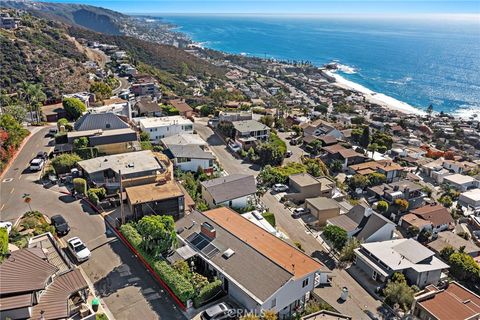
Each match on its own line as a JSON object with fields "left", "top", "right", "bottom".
{"left": 159, "top": 15, "right": 480, "bottom": 117}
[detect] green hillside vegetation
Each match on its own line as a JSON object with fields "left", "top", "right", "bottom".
{"left": 0, "top": 12, "right": 90, "bottom": 99}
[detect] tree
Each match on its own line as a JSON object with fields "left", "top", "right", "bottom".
{"left": 348, "top": 174, "right": 369, "bottom": 190}
{"left": 73, "top": 137, "right": 89, "bottom": 149}
{"left": 136, "top": 215, "right": 177, "bottom": 256}
{"left": 19, "top": 82, "right": 46, "bottom": 124}
{"left": 394, "top": 198, "right": 409, "bottom": 212}
{"left": 57, "top": 118, "right": 69, "bottom": 130}
{"left": 367, "top": 172, "right": 387, "bottom": 186}
{"left": 0, "top": 114, "right": 29, "bottom": 149}
{"left": 351, "top": 116, "right": 365, "bottom": 125}
{"left": 417, "top": 228, "right": 431, "bottom": 243}
{"left": 439, "top": 195, "right": 453, "bottom": 208}
{"left": 339, "top": 238, "right": 361, "bottom": 263}
{"left": 440, "top": 245, "right": 455, "bottom": 261}
{"left": 377, "top": 200, "right": 389, "bottom": 213}
{"left": 383, "top": 272, "right": 415, "bottom": 311}
{"left": 90, "top": 81, "right": 112, "bottom": 101}
{"left": 359, "top": 126, "right": 370, "bottom": 149}
{"left": 3, "top": 105, "right": 27, "bottom": 123}
{"left": 259, "top": 115, "right": 274, "bottom": 128}
{"left": 0, "top": 227, "right": 8, "bottom": 262}
{"left": 308, "top": 139, "right": 323, "bottom": 155}
{"left": 329, "top": 160, "right": 343, "bottom": 173}
{"left": 51, "top": 153, "right": 82, "bottom": 174}
{"left": 63, "top": 98, "right": 86, "bottom": 120}
{"left": 73, "top": 178, "right": 87, "bottom": 195}
{"left": 323, "top": 225, "right": 348, "bottom": 251}
{"left": 291, "top": 125, "right": 303, "bottom": 137}
{"left": 448, "top": 252, "right": 480, "bottom": 283}
{"left": 314, "top": 104, "right": 328, "bottom": 114}
{"left": 407, "top": 225, "right": 420, "bottom": 237}
{"left": 140, "top": 131, "right": 150, "bottom": 142}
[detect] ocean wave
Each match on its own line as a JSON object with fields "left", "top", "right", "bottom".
{"left": 386, "top": 76, "right": 413, "bottom": 85}
{"left": 336, "top": 63, "right": 357, "bottom": 74}
{"left": 453, "top": 104, "right": 480, "bottom": 119}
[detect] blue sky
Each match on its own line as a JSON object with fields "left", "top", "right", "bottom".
{"left": 45, "top": 0, "right": 480, "bottom": 14}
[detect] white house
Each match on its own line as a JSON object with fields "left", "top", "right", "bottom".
{"left": 174, "top": 208, "right": 330, "bottom": 318}
{"left": 443, "top": 174, "right": 479, "bottom": 192}
{"left": 458, "top": 188, "right": 480, "bottom": 211}
{"left": 136, "top": 116, "right": 193, "bottom": 141}
{"left": 200, "top": 174, "right": 257, "bottom": 209}
{"left": 165, "top": 145, "right": 215, "bottom": 173}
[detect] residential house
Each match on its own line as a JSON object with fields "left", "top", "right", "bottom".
{"left": 327, "top": 204, "right": 396, "bottom": 243}
{"left": 160, "top": 134, "right": 207, "bottom": 149}
{"left": 305, "top": 197, "right": 341, "bottom": 226}
{"left": 131, "top": 81, "right": 160, "bottom": 97}
{"left": 353, "top": 239, "right": 449, "bottom": 288}
{"left": 63, "top": 92, "right": 94, "bottom": 108}
{"left": 287, "top": 173, "right": 335, "bottom": 203}
{"left": 348, "top": 160, "right": 405, "bottom": 183}
{"left": 321, "top": 144, "right": 367, "bottom": 170}
{"left": 458, "top": 188, "right": 480, "bottom": 211}
{"left": 368, "top": 181, "right": 425, "bottom": 213}
{"left": 428, "top": 231, "right": 480, "bottom": 258}
{"left": 165, "top": 145, "right": 215, "bottom": 173}
{"left": 136, "top": 116, "right": 194, "bottom": 141}
{"left": 0, "top": 13, "right": 19, "bottom": 29}
{"left": 0, "top": 233, "right": 90, "bottom": 320}
{"left": 218, "top": 111, "right": 252, "bottom": 123}
{"left": 174, "top": 208, "right": 329, "bottom": 318}
{"left": 169, "top": 99, "right": 193, "bottom": 118}
{"left": 442, "top": 160, "right": 477, "bottom": 175}
{"left": 77, "top": 150, "right": 171, "bottom": 192}
{"left": 412, "top": 282, "right": 480, "bottom": 320}
{"left": 67, "top": 128, "right": 139, "bottom": 155}
{"left": 200, "top": 174, "right": 257, "bottom": 209}
{"left": 405, "top": 204, "right": 454, "bottom": 234}
{"left": 231, "top": 120, "right": 270, "bottom": 149}
{"left": 42, "top": 103, "right": 67, "bottom": 122}
{"left": 88, "top": 98, "right": 131, "bottom": 120}
{"left": 302, "top": 119, "right": 343, "bottom": 140}
{"left": 74, "top": 112, "right": 130, "bottom": 131}
{"left": 134, "top": 97, "right": 161, "bottom": 117}
{"left": 125, "top": 181, "right": 185, "bottom": 220}
{"left": 443, "top": 174, "right": 479, "bottom": 192}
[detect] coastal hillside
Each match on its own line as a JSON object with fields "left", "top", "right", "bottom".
{"left": 2, "top": 1, "right": 125, "bottom": 34}
{"left": 0, "top": 11, "right": 90, "bottom": 99}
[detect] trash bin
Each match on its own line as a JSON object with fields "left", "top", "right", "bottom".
{"left": 92, "top": 297, "right": 100, "bottom": 312}
{"left": 340, "top": 287, "right": 349, "bottom": 301}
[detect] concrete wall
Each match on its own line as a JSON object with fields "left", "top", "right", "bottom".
{"left": 175, "top": 158, "right": 212, "bottom": 172}
{"left": 227, "top": 280, "right": 261, "bottom": 313}
{"left": 404, "top": 268, "right": 442, "bottom": 289}
{"left": 306, "top": 204, "right": 340, "bottom": 226}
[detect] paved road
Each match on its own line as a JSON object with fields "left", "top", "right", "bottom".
{"left": 193, "top": 120, "right": 383, "bottom": 319}
{"left": 112, "top": 76, "right": 130, "bottom": 95}
{"left": 0, "top": 127, "right": 186, "bottom": 320}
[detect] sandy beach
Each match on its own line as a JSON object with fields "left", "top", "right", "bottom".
{"left": 325, "top": 70, "right": 426, "bottom": 116}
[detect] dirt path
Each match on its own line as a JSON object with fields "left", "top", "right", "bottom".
{"left": 66, "top": 35, "right": 108, "bottom": 67}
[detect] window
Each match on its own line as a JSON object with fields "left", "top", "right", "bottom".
{"left": 302, "top": 278, "right": 309, "bottom": 288}
{"left": 271, "top": 298, "right": 276, "bottom": 308}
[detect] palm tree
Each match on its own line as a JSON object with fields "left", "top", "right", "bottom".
{"left": 19, "top": 82, "right": 46, "bottom": 124}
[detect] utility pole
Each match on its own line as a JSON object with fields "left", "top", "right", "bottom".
{"left": 119, "top": 170, "right": 125, "bottom": 225}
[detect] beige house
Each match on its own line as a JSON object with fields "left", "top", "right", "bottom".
{"left": 287, "top": 173, "right": 335, "bottom": 203}
{"left": 305, "top": 197, "right": 341, "bottom": 225}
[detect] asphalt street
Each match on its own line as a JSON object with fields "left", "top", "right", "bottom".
{"left": 0, "top": 127, "right": 186, "bottom": 320}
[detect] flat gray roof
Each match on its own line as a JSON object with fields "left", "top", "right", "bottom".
{"left": 306, "top": 197, "right": 341, "bottom": 211}
{"left": 201, "top": 174, "right": 257, "bottom": 203}
{"left": 232, "top": 120, "right": 269, "bottom": 133}
{"left": 78, "top": 150, "right": 162, "bottom": 175}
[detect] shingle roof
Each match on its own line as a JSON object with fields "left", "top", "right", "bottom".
{"left": 428, "top": 231, "right": 480, "bottom": 255}
{"left": 232, "top": 120, "right": 269, "bottom": 133}
{"left": 355, "top": 212, "right": 395, "bottom": 241}
{"left": 0, "top": 293, "right": 33, "bottom": 311}
{"left": 410, "top": 204, "right": 454, "bottom": 227}
{"left": 31, "top": 269, "right": 88, "bottom": 320}
{"left": 170, "top": 99, "right": 193, "bottom": 113}
{"left": 201, "top": 174, "right": 257, "bottom": 203}
{"left": 74, "top": 112, "right": 130, "bottom": 131}
{"left": 166, "top": 145, "right": 215, "bottom": 160}
{"left": 0, "top": 249, "right": 58, "bottom": 295}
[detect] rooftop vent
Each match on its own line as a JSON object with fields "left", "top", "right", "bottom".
{"left": 222, "top": 248, "right": 235, "bottom": 259}
{"left": 127, "top": 163, "right": 135, "bottom": 168}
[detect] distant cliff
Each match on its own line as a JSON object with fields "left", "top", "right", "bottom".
{"left": 2, "top": 1, "right": 125, "bottom": 35}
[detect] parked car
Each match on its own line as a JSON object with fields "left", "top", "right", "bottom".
{"left": 228, "top": 140, "right": 241, "bottom": 153}
{"left": 50, "top": 215, "right": 70, "bottom": 236}
{"left": 272, "top": 183, "right": 289, "bottom": 192}
{"left": 0, "top": 221, "right": 13, "bottom": 234}
{"left": 47, "top": 128, "right": 58, "bottom": 137}
{"left": 36, "top": 151, "right": 48, "bottom": 160}
{"left": 292, "top": 207, "right": 310, "bottom": 218}
{"left": 29, "top": 158, "right": 45, "bottom": 171}
{"left": 67, "top": 237, "right": 91, "bottom": 262}
{"left": 285, "top": 150, "right": 293, "bottom": 157}
{"left": 200, "top": 302, "right": 235, "bottom": 320}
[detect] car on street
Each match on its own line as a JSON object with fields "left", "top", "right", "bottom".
{"left": 272, "top": 183, "right": 289, "bottom": 192}
{"left": 67, "top": 237, "right": 91, "bottom": 262}
{"left": 292, "top": 207, "right": 310, "bottom": 218}
{"left": 0, "top": 221, "right": 13, "bottom": 234}
{"left": 228, "top": 140, "right": 241, "bottom": 153}
{"left": 50, "top": 215, "right": 70, "bottom": 236}
{"left": 47, "top": 128, "right": 58, "bottom": 137}
{"left": 200, "top": 302, "right": 235, "bottom": 320}
{"left": 29, "top": 158, "right": 45, "bottom": 171}
{"left": 36, "top": 151, "right": 48, "bottom": 160}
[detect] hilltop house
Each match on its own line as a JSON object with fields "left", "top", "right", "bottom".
{"left": 74, "top": 112, "right": 130, "bottom": 131}
{"left": 353, "top": 239, "right": 449, "bottom": 288}
{"left": 327, "top": 204, "right": 396, "bottom": 243}
{"left": 136, "top": 116, "right": 194, "bottom": 141}
{"left": 201, "top": 174, "right": 257, "bottom": 209}
{"left": 231, "top": 120, "right": 270, "bottom": 149}
{"left": 165, "top": 145, "right": 216, "bottom": 173}
{"left": 174, "top": 208, "right": 329, "bottom": 318}
{"left": 169, "top": 99, "right": 193, "bottom": 118}
{"left": 348, "top": 160, "right": 405, "bottom": 183}
{"left": 321, "top": 144, "right": 367, "bottom": 170}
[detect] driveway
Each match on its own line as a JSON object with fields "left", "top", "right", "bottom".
{"left": 0, "top": 127, "right": 186, "bottom": 320}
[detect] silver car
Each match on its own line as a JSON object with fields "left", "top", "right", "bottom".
{"left": 201, "top": 302, "right": 235, "bottom": 320}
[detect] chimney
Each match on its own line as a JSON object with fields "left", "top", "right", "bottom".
{"left": 201, "top": 222, "right": 216, "bottom": 239}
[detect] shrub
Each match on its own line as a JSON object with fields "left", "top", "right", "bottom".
{"left": 383, "top": 274, "right": 415, "bottom": 311}
{"left": 377, "top": 200, "right": 389, "bottom": 213}
{"left": 96, "top": 314, "right": 108, "bottom": 320}
{"left": 57, "top": 118, "right": 68, "bottom": 130}
{"left": 323, "top": 225, "right": 348, "bottom": 251}
{"left": 120, "top": 223, "right": 142, "bottom": 247}
{"left": 89, "top": 187, "right": 106, "bottom": 200}
{"left": 87, "top": 189, "right": 99, "bottom": 205}
{"left": 193, "top": 279, "right": 223, "bottom": 308}
{"left": 63, "top": 97, "right": 86, "bottom": 120}
{"left": 140, "top": 141, "right": 153, "bottom": 150}
{"left": 153, "top": 261, "right": 195, "bottom": 303}
{"left": 448, "top": 252, "right": 480, "bottom": 283}
{"left": 0, "top": 228, "right": 8, "bottom": 261}
{"left": 73, "top": 178, "right": 87, "bottom": 195}
{"left": 140, "top": 131, "right": 150, "bottom": 142}
{"left": 51, "top": 153, "right": 81, "bottom": 174}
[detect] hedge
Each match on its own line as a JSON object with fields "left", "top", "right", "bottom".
{"left": 193, "top": 279, "right": 223, "bottom": 308}
{"left": 87, "top": 189, "right": 99, "bottom": 205}
{"left": 153, "top": 261, "right": 195, "bottom": 303}
{"left": 89, "top": 187, "right": 106, "bottom": 200}
{"left": 0, "top": 228, "right": 8, "bottom": 261}
{"left": 73, "top": 178, "right": 87, "bottom": 195}
{"left": 119, "top": 224, "right": 142, "bottom": 247}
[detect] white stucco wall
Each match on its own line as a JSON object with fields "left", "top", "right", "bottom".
{"left": 176, "top": 158, "right": 212, "bottom": 172}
